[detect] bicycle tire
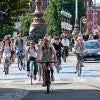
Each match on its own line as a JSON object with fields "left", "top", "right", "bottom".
{"left": 30, "top": 61, "right": 34, "bottom": 85}
{"left": 4, "top": 65, "right": 9, "bottom": 75}
{"left": 22, "top": 63, "right": 26, "bottom": 70}
{"left": 18, "top": 58, "right": 22, "bottom": 71}
{"left": 78, "top": 62, "right": 81, "bottom": 77}
{"left": 38, "top": 64, "right": 42, "bottom": 81}
{"left": 30, "top": 73, "right": 33, "bottom": 85}
{"left": 46, "top": 69, "right": 51, "bottom": 93}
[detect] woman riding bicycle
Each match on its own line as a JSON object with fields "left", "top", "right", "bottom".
{"left": 1, "top": 38, "right": 11, "bottom": 65}
{"left": 74, "top": 37, "right": 85, "bottom": 73}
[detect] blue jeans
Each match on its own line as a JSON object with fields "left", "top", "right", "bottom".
{"left": 16, "top": 49, "right": 25, "bottom": 58}
{"left": 27, "top": 56, "right": 38, "bottom": 76}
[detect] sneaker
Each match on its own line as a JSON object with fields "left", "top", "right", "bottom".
{"left": 51, "top": 75, "right": 55, "bottom": 81}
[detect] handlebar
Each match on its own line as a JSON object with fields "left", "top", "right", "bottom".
{"left": 38, "top": 61, "right": 56, "bottom": 63}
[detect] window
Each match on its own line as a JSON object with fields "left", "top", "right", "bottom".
{"left": 47, "top": 0, "right": 51, "bottom": 6}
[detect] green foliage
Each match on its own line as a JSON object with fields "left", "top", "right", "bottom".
{"left": 20, "top": 13, "right": 33, "bottom": 36}
{"left": 0, "top": 0, "right": 31, "bottom": 38}
{"left": 0, "top": 0, "right": 30, "bottom": 26}
{"left": 44, "top": 0, "right": 86, "bottom": 35}
{"left": 0, "top": 26, "right": 15, "bottom": 40}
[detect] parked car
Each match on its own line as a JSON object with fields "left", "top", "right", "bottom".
{"left": 83, "top": 40, "right": 100, "bottom": 61}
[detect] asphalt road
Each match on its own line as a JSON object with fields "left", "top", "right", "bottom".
{"left": 0, "top": 54, "right": 100, "bottom": 100}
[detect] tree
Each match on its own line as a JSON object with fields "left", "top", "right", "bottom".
{"left": 20, "top": 13, "right": 33, "bottom": 36}
{"left": 44, "top": 0, "right": 86, "bottom": 35}
{"left": 0, "top": 0, "right": 32, "bottom": 38}
{"left": 0, "top": 0, "right": 30, "bottom": 26}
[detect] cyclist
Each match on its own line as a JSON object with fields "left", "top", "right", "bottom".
{"left": 35, "top": 39, "right": 43, "bottom": 61}
{"left": 35, "top": 39, "right": 43, "bottom": 81}
{"left": 53, "top": 37, "right": 63, "bottom": 70}
{"left": 74, "top": 37, "right": 85, "bottom": 73}
{"left": 1, "top": 38, "right": 11, "bottom": 67}
{"left": 10, "top": 38, "right": 15, "bottom": 62}
{"left": 41, "top": 39, "right": 57, "bottom": 86}
{"left": 61, "top": 36, "right": 70, "bottom": 62}
{"left": 15, "top": 34, "right": 25, "bottom": 62}
{"left": 26, "top": 32, "right": 35, "bottom": 46}
{"left": 26, "top": 41, "right": 38, "bottom": 80}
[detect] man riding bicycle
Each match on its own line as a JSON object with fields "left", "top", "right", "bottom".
{"left": 41, "top": 39, "right": 57, "bottom": 86}
{"left": 53, "top": 37, "right": 63, "bottom": 70}
{"left": 15, "top": 34, "right": 25, "bottom": 60}
{"left": 61, "top": 36, "right": 70, "bottom": 62}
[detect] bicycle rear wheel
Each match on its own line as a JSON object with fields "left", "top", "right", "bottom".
{"left": 18, "top": 58, "right": 22, "bottom": 71}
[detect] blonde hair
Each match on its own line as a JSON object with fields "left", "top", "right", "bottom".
{"left": 77, "top": 37, "right": 83, "bottom": 41}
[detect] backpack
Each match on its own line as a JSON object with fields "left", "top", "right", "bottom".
{"left": 15, "top": 39, "right": 23, "bottom": 46}
{"left": 28, "top": 46, "right": 36, "bottom": 53}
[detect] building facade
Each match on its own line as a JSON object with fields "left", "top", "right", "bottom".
{"left": 96, "top": 3, "right": 100, "bottom": 26}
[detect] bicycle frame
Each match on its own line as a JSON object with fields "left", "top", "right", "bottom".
{"left": 17, "top": 49, "right": 25, "bottom": 71}
{"left": 77, "top": 54, "right": 83, "bottom": 77}
{"left": 40, "top": 61, "right": 55, "bottom": 93}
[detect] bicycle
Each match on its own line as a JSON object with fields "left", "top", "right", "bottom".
{"left": 62, "top": 46, "right": 69, "bottom": 62}
{"left": 40, "top": 61, "right": 55, "bottom": 93}
{"left": 55, "top": 49, "right": 61, "bottom": 73}
{"left": 76, "top": 53, "right": 84, "bottom": 77}
{"left": 16, "top": 49, "right": 25, "bottom": 71}
{"left": 4, "top": 57, "right": 10, "bottom": 75}
{"left": 30, "top": 61, "right": 35, "bottom": 85}
{"left": 38, "top": 63, "right": 42, "bottom": 81}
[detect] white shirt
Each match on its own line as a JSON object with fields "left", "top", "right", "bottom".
{"left": 61, "top": 38, "right": 69, "bottom": 47}
{"left": 26, "top": 46, "right": 38, "bottom": 58}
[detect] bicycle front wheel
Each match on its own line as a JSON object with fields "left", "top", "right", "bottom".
{"left": 18, "top": 58, "right": 22, "bottom": 71}
{"left": 46, "top": 69, "right": 51, "bottom": 93}
{"left": 4, "top": 63, "right": 9, "bottom": 75}
{"left": 78, "top": 62, "right": 81, "bottom": 77}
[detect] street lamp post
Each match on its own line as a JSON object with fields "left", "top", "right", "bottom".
{"left": 72, "top": 0, "right": 79, "bottom": 37}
